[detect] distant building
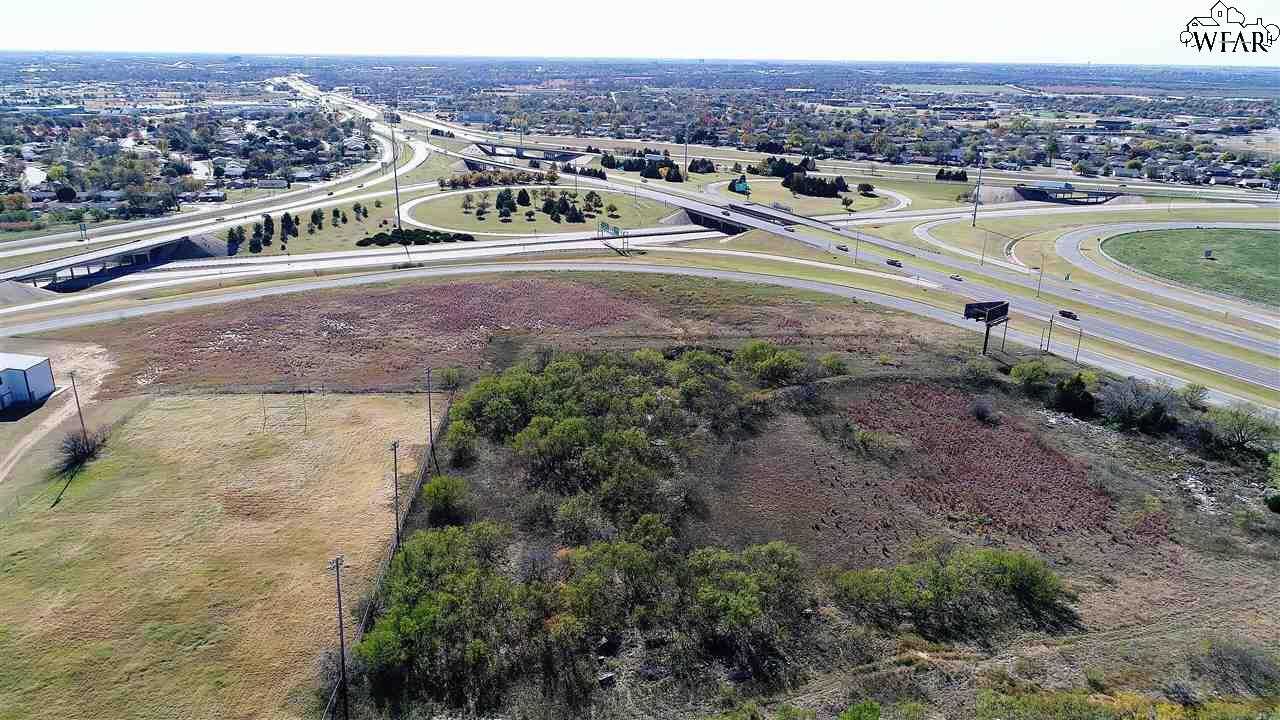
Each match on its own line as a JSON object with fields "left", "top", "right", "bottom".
{"left": 19, "top": 166, "right": 47, "bottom": 190}
{"left": 0, "top": 353, "right": 56, "bottom": 410}
{"left": 1094, "top": 118, "right": 1133, "bottom": 131}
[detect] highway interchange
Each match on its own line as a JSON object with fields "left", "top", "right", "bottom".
{"left": 0, "top": 79, "right": 1276, "bottom": 409}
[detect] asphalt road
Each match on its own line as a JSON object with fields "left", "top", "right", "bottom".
{"left": 0, "top": 138, "right": 434, "bottom": 282}
{"left": 1055, "top": 221, "right": 1280, "bottom": 326}
{"left": 1, "top": 127, "right": 400, "bottom": 256}
{"left": 909, "top": 218, "right": 1279, "bottom": 358}
{"left": 0, "top": 260, "right": 1258, "bottom": 408}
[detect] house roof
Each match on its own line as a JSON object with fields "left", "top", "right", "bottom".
{"left": 0, "top": 352, "right": 49, "bottom": 371}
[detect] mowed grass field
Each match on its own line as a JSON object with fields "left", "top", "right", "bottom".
{"left": 0, "top": 393, "right": 436, "bottom": 720}
{"left": 410, "top": 188, "right": 678, "bottom": 234}
{"left": 1105, "top": 227, "right": 1280, "bottom": 306}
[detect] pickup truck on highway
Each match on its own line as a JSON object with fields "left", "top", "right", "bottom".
{"left": 1058, "top": 310, "right": 1080, "bottom": 321}
{"left": 886, "top": 259, "right": 903, "bottom": 268}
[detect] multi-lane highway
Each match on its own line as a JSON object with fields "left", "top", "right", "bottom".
{"left": 2, "top": 78, "right": 1276, "bottom": 407}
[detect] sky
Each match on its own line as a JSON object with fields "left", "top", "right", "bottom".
{"left": 4, "top": 0, "right": 1280, "bottom": 66}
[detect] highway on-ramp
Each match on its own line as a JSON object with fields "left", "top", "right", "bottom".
{"left": 1055, "top": 222, "right": 1280, "bottom": 327}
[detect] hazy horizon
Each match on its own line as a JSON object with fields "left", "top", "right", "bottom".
{"left": 6, "top": 0, "right": 1280, "bottom": 67}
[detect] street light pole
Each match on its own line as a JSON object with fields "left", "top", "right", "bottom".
{"left": 388, "top": 93, "right": 403, "bottom": 233}
{"left": 970, "top": 156, "right": 983, "bottom": 228}
{"left": 853, "top": 232, "right": 862, "bottom": 266}
{"left": 1036, "top": 252, "right": 1046, "bottom": 298}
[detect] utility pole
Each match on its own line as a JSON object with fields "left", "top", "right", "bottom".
{"left": 390, "top": 440, "right": 401, "bottom": 547}
{"left": 1074, "top": 326, "right": 1083, "bottom": 363}
{"left": 328, "top": 556, "right": 350, "bottom": 720}
{"left": 1046, "top": 314, "right": 1056, "bottom": 354}
{"left": 853, "top": 232, "right": 862, "bottom": 266}
{"left": 69, "top": 371, "right": 88, "bottom": 444}
{"left": 978, "top": 232, "right": 988, "bottom": 266}
{"left": 1036, "top": 257, "right": 1045, "bottom": 298}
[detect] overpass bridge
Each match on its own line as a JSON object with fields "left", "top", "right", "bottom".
{"left": 472, "top": 141, "right": 585, "bottom": 163}
{"left": 1014, "top": 182, "right": 1120, "bottom": 205}
{"left": 0, "top": 233, "right": 196, "bottom": 287}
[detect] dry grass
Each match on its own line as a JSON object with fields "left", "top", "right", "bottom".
{"left": 0, "top": 392, "right": 439, "bottom": 720}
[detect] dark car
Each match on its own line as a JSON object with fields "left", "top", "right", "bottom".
{"left": 886, "top": 259, "right": 903, "bottom": 268}
{"left": 1058, "top": 310, "right": 1080, "bottom": 321}
{"left": 835, "top": 244, "right": 849, "bottom": 252}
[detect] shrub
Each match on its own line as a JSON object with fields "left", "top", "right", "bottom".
{"left": 1010, "top": 360, "right": 1049, "bottom": 391}
{"left": 833, "top": 545, "right": 1077, "bottom": 641}
{"left": 1180, "top": 383, "right": 1210, "bottom": 411}
{"left": 961, "top": 356, "right": 1000, "bottom": 386}
{"left": 554, "top": 493, "right": 614, "bottom": 546}
{"left": 437, "top": 366, "right": 463, "bottom": 391}
{"left": 1265, "top": 492, "right": 1280, "bottom": 514}
{"left": 1051, "top": 373, "right": 1096, "bottom": 418}
{"left": 1098, "top": 378, "right": 1177, "bottom": 433}
{"left": 1205, "top": 403, "right": 1277, "bottom": 454}
{"left": 733, "top": 340, "right": 805, "bottom": 386}
{"left": 1269, "top": 453, "right": 1280, "bottom": 490}
{"left": 420, "top": 474, "right": 471, "bottom": 526}
{"left": 889, "top": 701, "right": 928, "bottom": 720}
{"left": 755, "top": 350, "right": 805, "bottom": 387}
{"left": 1190, "top": 635, "right": 1280, "bottom": 697}
{"left": 58, "top": 428, "right": 107, "bottom": 475}
{"left": 444, "top": 419, "right": 478, "bottom": 467}
{"left": 839, "top": 701, "right": 881, "bottom": 720}
{"left": 818, "top": 352, "right": 849, "bottom": 376}
{"left": 969, "top": 397, "right": 998, "bottom": 424}
{"left": 686, "top": 541, "right": 813, "bottom": 678}
{"left": 814, "top": 416, "right": 901, "bottom": 460}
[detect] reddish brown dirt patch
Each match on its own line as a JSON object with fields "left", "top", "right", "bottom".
{"left": 54, "top": 278, "right": 643, "bottom": 396}
{"left": 46, "top": 275, "right": 970, "bottom": 398}
{"left": 846, "top": 381, "right": 1111, "bottom": 539}
{"left": 693, "top": 413, "right": 939, "bottom": 569}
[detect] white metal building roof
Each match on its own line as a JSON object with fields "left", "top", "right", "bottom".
{"left": 0, "top": 352, "right": 49, "bottom": 371}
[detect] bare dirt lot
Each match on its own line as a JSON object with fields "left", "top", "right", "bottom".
{"left": 41, "top": 273, "right": 970, "bottom": 398}
{"left": 0, "top": 393, "right": 437, "bottom": 720}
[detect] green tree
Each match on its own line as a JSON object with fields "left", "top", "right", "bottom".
{"left": 421, "top": 474, "right": 471, "bottom": 526}
{"left": 838, "top": 701, "right": 881, "bottom": 720}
